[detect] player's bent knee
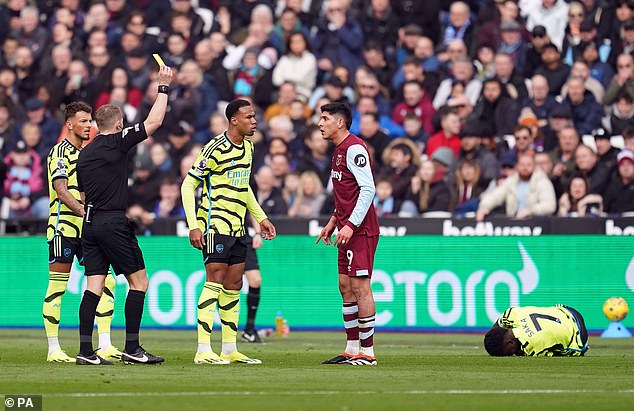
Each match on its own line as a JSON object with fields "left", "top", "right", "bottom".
{"left": 245, "top": 270, "right": 261, "bottom": 288}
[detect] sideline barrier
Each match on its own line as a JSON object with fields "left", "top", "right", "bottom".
{"left": 1, "top": 236, "right": 632, "bottom": 331}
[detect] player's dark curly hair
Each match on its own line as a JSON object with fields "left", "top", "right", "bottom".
{"left": 225, "top": 99, "right": 251, "bottom": 121}
{"left": 64, "top": 101, "right": 92, "bottom": 122}
{"left": 320, "top": 102, "right": 352, "bottom": 129}
{"left": 484, "top": 326, "right": 508, "bottom": 356}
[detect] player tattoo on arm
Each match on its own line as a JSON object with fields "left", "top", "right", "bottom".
{"left": 53, "top": 178, "right": 86, "bottom": 217}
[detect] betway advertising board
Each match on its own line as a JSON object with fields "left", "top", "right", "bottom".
{"left": 1, "top": 236, "right": 632, "bottom": 330}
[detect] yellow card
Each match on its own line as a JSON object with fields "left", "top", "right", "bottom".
{"left": 152, "top": 53, "right": 166, "bottom": 66}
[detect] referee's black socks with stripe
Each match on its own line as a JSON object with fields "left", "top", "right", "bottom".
{"left": 79, "top": 290, "right": 101, "bottom": 356}
{"left": 124, "top": 290, "right": 146, "bottom": 353}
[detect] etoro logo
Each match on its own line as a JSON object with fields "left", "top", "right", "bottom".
{"left": 371, "top": 243, "right": 539, "bottom": 327}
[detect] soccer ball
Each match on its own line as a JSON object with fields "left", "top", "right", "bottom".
{"left": 603, "top": 297, "right": 629, "bottom": 322}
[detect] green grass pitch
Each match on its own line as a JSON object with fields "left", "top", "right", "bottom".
{"left": 1, "top": 329, "right": 633, "bottom": 411}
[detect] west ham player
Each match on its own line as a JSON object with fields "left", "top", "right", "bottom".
{"left": 316, "top": 103, "right": 380, "bottom": 366}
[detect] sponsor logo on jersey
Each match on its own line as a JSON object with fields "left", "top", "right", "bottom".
{"left": 331, "top": 170, "right": 342, "bottom": 181}
{"left": 354, "top": 154, "right": 367, "bottom": 167}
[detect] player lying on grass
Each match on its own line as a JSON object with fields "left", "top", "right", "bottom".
{"left": 484, "top": 305, "right": 589, "bottom": 357}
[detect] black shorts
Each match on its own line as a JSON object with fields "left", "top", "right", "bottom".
{"left": 48, "top": 236, "right": 82, "bottom": 265}
{"left": 202, "top": 233, "right": 247, "bottom": 266}
{"left": 82, "top": 211, "right": 145, "bottom": 276}
{"left": 245, "top": 237, "right": 259, "bottom": 271}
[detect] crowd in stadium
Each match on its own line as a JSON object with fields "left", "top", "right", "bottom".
{"left": 1, "top": 0, "right": 634, "bottom": 228}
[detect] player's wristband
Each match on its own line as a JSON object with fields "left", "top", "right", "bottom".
{"left": 158, "top": 85, "right": 169, "bottom": 94}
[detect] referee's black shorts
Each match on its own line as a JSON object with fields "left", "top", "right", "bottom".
{"left": 82, "top": 211, "right": 145, "bottom": 276}
{"left": 202, "top": 233, "right": 247, "bottom": 266}
{"left": 245, "top": 237, "right": 259, "bottom": 271}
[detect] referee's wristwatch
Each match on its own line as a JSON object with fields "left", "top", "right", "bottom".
{"left": 158, "top": 85, "right": 169, "bottom": 94}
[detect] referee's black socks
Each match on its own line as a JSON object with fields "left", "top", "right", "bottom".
{"left": 124, "top": 290, "right": 146, "bottom": 353}
{"left": 79, "top": 290, "right": 101, "bottom": 356}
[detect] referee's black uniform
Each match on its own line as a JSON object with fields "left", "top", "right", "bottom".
{"left": 76, "top": 121, "right": 163, "bottom": 365}
{"left": 77, "top": 122, "right": 147, "bottom": 276}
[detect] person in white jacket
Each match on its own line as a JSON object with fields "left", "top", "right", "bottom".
{"left": 272, "top": 31, "right": 317, "bottom": 100}
{"left": 476, "top": 154, "right": 556, "bottom": 220}
{"left": 525, "top": 0, "right": 569, "bottom": 51}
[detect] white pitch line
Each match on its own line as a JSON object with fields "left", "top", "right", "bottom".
{"left": 38, "top": 389, "right": 634, "bottom": 398}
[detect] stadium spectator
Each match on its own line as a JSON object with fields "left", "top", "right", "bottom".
{"left": 95, "top": 67, "right": 143, "bottom": 110}
{"left": 452, "top": 121, "right": 499, "bottom": 186}
{"left": 359, "top": 0, "right": 399, "bottom": 57}
{"left": 550, "top": 126, "right": 581, "bottom": 192}
{"left": 573, "top": 144, "right": 611, "bottom": 195}
{"left": 297, "top": 125, "right": 332, "bottom": 187}
{"left": 288, "top": 170, "right": 325, "bottom": 218}
{"left": 560, "top": 59, "right": 604, "bottom": 103}
{"left": 604, "top": 53, "right": 634, "bottom": 105}
{"left": 561, "top": 76, "right": 603, "bottom": 135}
{"left": 534, "top": 43, "right": 570, "bottom": 96}
{"left": 593, "top": 128, "right": 620, "bottom": 172}
{"left": 272, "top": 31, "right": 316, "bottom": 100}
{"left": 580, "top": 41, "right": 614, "bottom": 89}
{"left": 524, "top": 25, "right": 551, "bottom": 78}
{"left": 433, "top": 56, "right": 482, "bottom": 109}
{"left": 451, "top": 159, "right": 486, "bottom": 214}
{"left": 497, "top": 20, "right": 527, "bottom": 71}
{"left": 441, "top": 2, "right": 475, "bottom": 53}
{"left": 18, "top": 121, "right": 47, "bottom": 161}
{"left": 153, "top": 176, "right": 185, "bottom": 219}
{"left": 401, "top": 113, "right": 428, "bottom": 151}
{"left": 557, "top": 175, "right": 603, "bottom": 216}
{"left": 350, "top": 96, "right": 403, "bottom": 139}
{"left": 4, "top": 139, "right": 47, "bottom": 218}
{"left": 21, "top": 98, "right": 62, "bottom": 152}
{"left": 603, "top": 149, "right": 634, "bottom": 213}
{"left": 391, "top": 49, "right": 441, "bottom": 98}
{"left": 373, "top": 176, "right": 395, "bottom": 217}
{"left": 264, "top": 82, "right": 308, "bottom": 121}
{"left": 312, "top": 0, "right": 364, "bottom": 74}
{"left": 400, "top": 159, "right": 451, "bottom": 216}
{"left": 525, "top": 0, "right": 570, "bottom": 51}
{"left": 254, "top": 163, "right": 288, "bottom": 216}
{"left": 608, "top": 92, "right": 634, "bottom": 135}
{"left": 391, "top": 80, "right": 435, "bottom": 134}
{"left": 472, "top": 78, "right": 519, "bottom": 136}
{"left": 476, "top": 155, "right": 557, "bottom": 220}
{"left": 381, "top": 140, "right": 418, "bottom": 210}
{"left": 493, "top": 52, "right": 528, "bottom": 102}
{"left": 427, "top": 108, "right": 462, "bottom": 158}
{"left": 362, "top": 41, "right": 394, "bottom": 91}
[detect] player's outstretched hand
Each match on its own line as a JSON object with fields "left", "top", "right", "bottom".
{"left": 157, "top": 65, "right": 173, "bottom": 86}
{"left": 316, "top": 222, "right": 336, "bottom": 245}
{"left": 333, "top": 225, "right": 353, "bottom": 248}
{"left": 260, "top": 219, "right": 276, "bottom": 240}
{"left": 189, "top": 228, "right": 205, "bottom": 249}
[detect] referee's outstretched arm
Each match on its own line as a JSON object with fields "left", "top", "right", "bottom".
{"left": 143, "top": 65, "right": 174, "bottom": 136}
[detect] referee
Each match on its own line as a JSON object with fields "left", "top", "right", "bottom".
{"left": 75, "top": 65, "right": 173, "bottom": 365}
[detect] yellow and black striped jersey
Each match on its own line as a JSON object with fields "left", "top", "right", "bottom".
{"left": 187, "top": 133, "right": 265, "bottom": 236}
{"left": 46, "top": 139, "right": 83, "bottom": 240}
{"left": 497, "top": 305, "right": 586, "bottom": 356}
